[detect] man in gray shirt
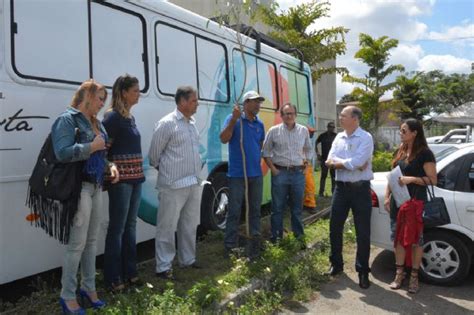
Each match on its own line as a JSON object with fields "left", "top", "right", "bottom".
{"left": 148, "top": 86, "right": 202, "bottom": 279}
{"left": 263, "top": 103, "right": 312, "bottom": 244}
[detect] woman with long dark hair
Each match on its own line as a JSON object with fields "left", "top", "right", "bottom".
{"left": 384, "top": 118, "right": 437, "bottom": 293}
{"left": 52, "top": 80, "right": 119, "bottom": 314}
{"left": 103, "top": 74, "right": 145, "bottom": 291}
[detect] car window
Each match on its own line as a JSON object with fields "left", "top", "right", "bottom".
{"left": 460, "top": 154, "right": 474, "bottom": 192}
{"left": 434, "top": 147, "right": 459, "bottom": 162}
{"left": 437, "top": 156, "right": 465, "bottom": 191}
{"left": 469, "top": 161, "right": 474, "bottom": 192}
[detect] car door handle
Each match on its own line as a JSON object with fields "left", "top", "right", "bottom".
{"left": 467, "top": 206, "right": 474, "bottom": 212}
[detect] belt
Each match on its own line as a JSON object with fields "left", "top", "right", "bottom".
{"left": 336, "top": 180, "right": 369, "bottom": 188}
{"left": 274, "top": 164, "right": 305, "bottom": 171}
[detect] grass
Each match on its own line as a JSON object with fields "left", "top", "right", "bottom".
{"left": 2, "top": 170, "right": 347, "bottom": 314}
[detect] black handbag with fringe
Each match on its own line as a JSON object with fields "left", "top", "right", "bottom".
{"left": 26, "top": 131, "right": 83, "bottom": 244}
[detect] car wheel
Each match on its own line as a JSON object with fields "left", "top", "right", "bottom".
{"left": 420, "top": 231, "right": 471, "bottom": 286}
{"left": 200, "top": 172, "right": 229, "bottom": 231}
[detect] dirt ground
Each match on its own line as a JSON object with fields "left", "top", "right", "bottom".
{"left": 281, "top": 247, "right": 474, "bottom": 315}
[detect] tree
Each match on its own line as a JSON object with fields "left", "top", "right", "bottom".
{"left": 343, "top": 33, "right": 404, "bottom": 132}
{"left": 258, "top": 0, "right": 348, "bottom": 81}
{"left": 393, "top": 73, "right": 429, "bottom": 121}
{"left": 338, "top": 93, "right": 358, "bottom": 104}
{"left": 418, "top": 71, "right": 474, "bottom": 114}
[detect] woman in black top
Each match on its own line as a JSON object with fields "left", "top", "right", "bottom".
{"left": 384, "top": 119, "right": 437, "bottom": 293}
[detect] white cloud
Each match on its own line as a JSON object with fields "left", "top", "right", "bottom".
{"left": 390, "top": 44, "right": 424, "bottom": 71}
{"left": 417, "top": 55, "right": 472, "bottom": 73}
{"left": 275, "top": 0, "right": 472, "bottom": 101}
{"left": 426, "top": 22, "right": 474, "bottom": 46}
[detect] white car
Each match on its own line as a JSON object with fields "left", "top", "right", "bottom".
{"left": 370, "top": 143, "right": 474, "bottom": 285}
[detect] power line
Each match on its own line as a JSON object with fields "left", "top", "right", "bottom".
{"left": 415, "top": 36, "right": 474, "bottom": 42}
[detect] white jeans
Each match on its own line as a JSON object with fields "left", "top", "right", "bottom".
{"left": 155, "top": 184, "right": 201, "bottom": 273}
{"left": 61, "top": 182, "right": 103, "bottom": 300}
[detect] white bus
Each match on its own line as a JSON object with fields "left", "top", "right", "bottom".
{"left": 0, "top": 0, "right": 315, "bottom": 284}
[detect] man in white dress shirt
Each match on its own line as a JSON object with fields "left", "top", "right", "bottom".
{"left": 148, "top": 86, "right": 202, "bottom": 279}
{"left": 325, "top": 105, "right": 374, "bottom": 289}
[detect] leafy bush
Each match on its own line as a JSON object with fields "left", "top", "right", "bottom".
{"left": 372, "top": 150, "right": 394, "bottom": 172}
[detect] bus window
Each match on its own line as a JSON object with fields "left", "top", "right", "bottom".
{"left": 156, "top": 24, "right": 197, "bottom": 95}
{"left": 280, "top": 66, "right": 310, "bottom": 114}
{"left": 232, "top": 51, "right": 257, "bottom": 102}
{"left": 12, "top": 0, "right": 89, "bottom": 84}
{"left": 196, "top": 37, "right": 229, "bottom": 102}
{"left": 296, "top": 72, "right": 310, "bottom": 114}
{"left": 257, "top": 59, "right": 278, "bottom": 109}
{"left": 233, "top": 50, "right": 277, "bottom": 109}
{"left": 280, "top": 67, "right": 297, "bottom": 106}
{"left": 91, "top": 2, "right": 148, "bottom": 91}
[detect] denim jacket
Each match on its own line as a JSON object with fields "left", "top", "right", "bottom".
{"left": 51, "top": 107, "right": 108, "bottom": 163}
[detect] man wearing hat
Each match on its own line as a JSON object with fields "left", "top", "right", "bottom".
{"left": 220, "top": 90, "right": 265, "bottom": 258}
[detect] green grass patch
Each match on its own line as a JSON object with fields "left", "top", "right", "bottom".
{"left": 3, "top": 171, "right": 360, "bottom": 314}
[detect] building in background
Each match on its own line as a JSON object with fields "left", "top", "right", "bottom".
{"left": 169, "top": 0, "right": 337, "bottom": 135}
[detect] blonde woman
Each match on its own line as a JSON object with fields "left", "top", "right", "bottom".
{"left": 103, "top": 75, "right": 145, "bottom": 291}
{"left": 52, "top": 80, "right": 119, "bottom": 314}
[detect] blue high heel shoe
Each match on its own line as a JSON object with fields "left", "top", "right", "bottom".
{"left": 59, "top": 298, "right": 86, "bottom": 315}
{"left": 79, "top": 288, "right": 106, "bottom": 309}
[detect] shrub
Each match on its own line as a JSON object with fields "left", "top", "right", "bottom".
{"left": 372, "top": 150, "right": 393, "bottom": 172}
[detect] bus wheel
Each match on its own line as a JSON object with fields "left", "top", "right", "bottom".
{"left": 200, "top": 172, "right": 229, "bottom": 231}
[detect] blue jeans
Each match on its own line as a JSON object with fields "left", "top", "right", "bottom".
{"left": 61, "top": 182, "right": 103, "bottom": 300}
{"left": 104, "top": 182, "right": 142, "bottom": 286}
{"left": 224, "top": 176, "right": 263, "bottom": 249}
{"left": 329, "top": 181, "right": 372, "bottom": 274}
{"left": 271, "top": 169, "right": 305, "bottom": 240}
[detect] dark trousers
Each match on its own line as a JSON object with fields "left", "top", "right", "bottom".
{"left": 224, "top": 176, "right": 263, "bottom": 249}
{"left": 319, "top": 163, "right": 335, "bottom": 195}
{"left": 104, "top": 182, "right": 142, "bottom": 286}
{"left": 329, "top": 180, "right": 372, "bottom": 274}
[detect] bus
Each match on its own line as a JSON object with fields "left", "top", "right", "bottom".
{"left": 0, "top": 0, "right": 315, "bottom": 284}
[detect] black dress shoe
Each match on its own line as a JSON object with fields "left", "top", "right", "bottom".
{"left": 181, "top": 262, "right": 203, "bottom": 269}
{"left": 326, "top": 265, "right": 343, "bottom": 276}
{"left": 358, "top": 273, "right": 370, "bottom": 289}
{"left": 156, "top": 269, "right": 174, "bottom": 280}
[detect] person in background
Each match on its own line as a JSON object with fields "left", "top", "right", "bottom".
{"left": 52, "top": 80, "right": 119, "bottom": 314}
{"left": 325, "top": 106, "right": 373, "bottom": 289}
{"left": 263, "top": 103, "right": 312, "bottom": 246}
{"left": 316, "top": 121, "right": 337, "bottom": 196}
{"left": 103, "top": 74, "right": 145, "bottom": 292}
{"left": 220, "top": 91, "right": 265, "bottom": 259}
{"left": 149, "top": 86, "right": 202, "bottom": 280}
{"left": 385, "top": 119, "right": 436, "bottom": 294}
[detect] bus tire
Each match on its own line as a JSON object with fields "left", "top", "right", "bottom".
{"left": 200, "top": 172, "right": 229, "bottom": 231}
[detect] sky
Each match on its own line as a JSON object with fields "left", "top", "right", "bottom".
{"left": 276, "top": 0, "right": 474, "bottom": 101}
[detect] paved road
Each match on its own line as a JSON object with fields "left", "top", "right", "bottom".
{"left": 282, "top": 247, "right": 474, "bottom": 315}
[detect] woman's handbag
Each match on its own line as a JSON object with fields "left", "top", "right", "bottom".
{"left": 421, "top": 177, "right": 450, "bottom": 228}
{"left": 26, "top": 131, "right": 83, "bottom": 244}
